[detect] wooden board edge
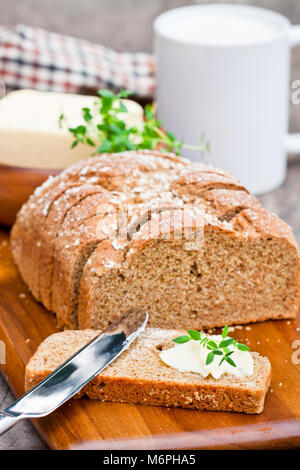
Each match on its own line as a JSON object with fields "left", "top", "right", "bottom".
{"left": 1, "top": 360, "right": 299, "bottom": 450}
{"left": 72, "top": 419, "right": 300, "bottom": 450}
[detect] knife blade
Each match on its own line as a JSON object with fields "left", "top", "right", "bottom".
{"left": 0, "top": 308, "right": 148, "bottom": 435}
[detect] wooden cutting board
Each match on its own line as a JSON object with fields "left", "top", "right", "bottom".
{"left": 0, "top": 227, "right": 299, "bottom": 450}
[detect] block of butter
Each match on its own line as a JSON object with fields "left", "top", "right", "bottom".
{"left": 0, "top": 89, "right": 144, "bottom": 169}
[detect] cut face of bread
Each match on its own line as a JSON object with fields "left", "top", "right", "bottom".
{"left": 78, "top": 209, "right": 300, "bottom": 330}
{"left": 25, "top": 328, "right": 271, "bottom": 414}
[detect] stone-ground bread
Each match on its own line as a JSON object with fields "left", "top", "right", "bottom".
{"left": 11, "top": 151, "right": 300, "bottom": 331}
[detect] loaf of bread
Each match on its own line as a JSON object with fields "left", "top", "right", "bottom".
{"left": 25, "top": 328, "right": 271, "bottom": 414}
{"left": 11, "top": 150, "right": 300, "bottom": 330}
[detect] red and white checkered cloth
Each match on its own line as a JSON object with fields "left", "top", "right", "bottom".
{"left": 0, "top": 24, "right": 155, "bottom": 98}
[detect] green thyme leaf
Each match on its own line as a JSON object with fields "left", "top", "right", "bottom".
{"left": 222, "top": 325, "right": 228, "bottom": 339}
{"left": 71, "top": 140, "right": 79, "bottom": 148}
{"left": 237, "top": 343, "right": 249, "bottom": 351}
{"left": 173, "top": 336, "right": 191, "bottom": 344}
{"left": 96, "top": 139, "right": 112, "bottom": 153}
{"left": 187, "top": 330, "right": 201, "bottom": 340}
{"left": 58, "top": 113, "right": 65, "bottom": 128}
{"left": 219, "top": 338, "right": 234, "bottom": 349}
{"left": 207, "top": 340, "right": 218, "bottom": 349}
{"left": 117, "top": 90, "right": 133, "bottom": 99}
{"left": 118, "top": 101, "right": 128, "bottom": 113}
{"left": 206, "top": 351, "right": 215, "bottom": 365}
{"left": 86, "top": 138, "right": 96, "bottom": 147}
{"left": 69, "top": 125, "right": 86, "bottom": 137}
{"left": 98, "top": 89, "right": 115, "bottom": 98}
{"left": 212, "top": 349, "right": 222, "bottom": 356}
{"left": 225, "top": 356, "right": 236, "bottom": 367}
{"left": 225, "top": 351, "right": 234, "bottom": 357}
{"left": 82, "top": 107, "right": 93, "bottom": 122}
{"left": 219, "top": 356, "right": 226, "bottom": 366}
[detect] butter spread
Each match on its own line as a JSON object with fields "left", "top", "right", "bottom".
{"left": 0, "top": 90, "right": 144, "bottom": 169}
{"left": 160, "top": 334, "right": 253, "bottom": 379}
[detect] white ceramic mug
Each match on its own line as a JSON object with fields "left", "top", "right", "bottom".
{"left": 154, "top": 4, "right": 300, "bottom": 194}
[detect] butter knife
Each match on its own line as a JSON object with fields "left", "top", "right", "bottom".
{"left": 0, "top": 308, "right": 148, "bottom": 435}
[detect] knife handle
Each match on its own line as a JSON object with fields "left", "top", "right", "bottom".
{"left": 0, "top": 411, "right": 20, "bottom": 435}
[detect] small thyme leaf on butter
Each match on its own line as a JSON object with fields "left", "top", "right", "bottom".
{"left": 173, "top": 335, "right": 190, "bottom": 344}
{"left": 219, "top": 338, "right": 234, "bottom": 349}
{"left": 222, "top": 325, "right": 228, "bottom": 339}
{"left": 237, "top": 343, "right": 250, "bottom": 351}
{"left": 187, "top": 329, "right": 201, "bottom": 340}
{"left": 59, "top": 89, "right": 209, "bottom": 156}
{"left": 173, "top": 325, "right": 249, "bottom": 369}
{"left": 206, "top": 351, "right": 214, "bottom": 365}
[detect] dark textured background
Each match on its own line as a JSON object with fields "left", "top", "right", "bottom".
{"left": 0, "top": 0, "right": 300, "bottom": 449}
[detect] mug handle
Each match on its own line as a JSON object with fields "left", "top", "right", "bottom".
{"left": 285, "top": 25, "right": 300, "bottom": 155}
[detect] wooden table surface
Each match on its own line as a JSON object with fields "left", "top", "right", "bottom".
{"left": 0, "top": 223, "right": 299, "bottom": 450}
{"left": 0, "top": 159, "right": 300, "bottom": 449}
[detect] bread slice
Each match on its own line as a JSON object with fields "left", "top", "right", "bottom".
{"left": 10, "top": 155, "right": 108, "bottom": 301}
{"left": 52, "top": 209, "right": 124, "bottom": 329}
{"left": 39, "top": 185, "right": 111, "bottom": 310}
{"left": 9, "top": 156, "right": 115, "bottom": 302}
{"left": 78, "top": 205, "right": 300, "bottom": 330}
{"left": 25, "top": 328, "right": 271, "bottom": 414}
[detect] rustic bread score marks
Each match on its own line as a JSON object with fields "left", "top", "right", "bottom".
{"left": 10, "top": 174, "right": 73, "bottom": 301}
{"left": 77, "top": 154, "right": 299, "bottom": 331}
{"left": 204, "top": 189, "right": 260, "bottom": 221}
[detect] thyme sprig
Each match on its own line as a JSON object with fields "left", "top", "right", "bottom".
{"left": 59, "top": 89, "right": 209, "bottom": 156}
{"left": 173, "top": 325, "right": 249, "bottom": 368}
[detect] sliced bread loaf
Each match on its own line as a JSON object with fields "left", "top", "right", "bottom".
{"left": 25, "top": 328, "right": 271, "bottom": 414}
{"left": 11, "top": 151, "right": 300, "bottom": 331}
